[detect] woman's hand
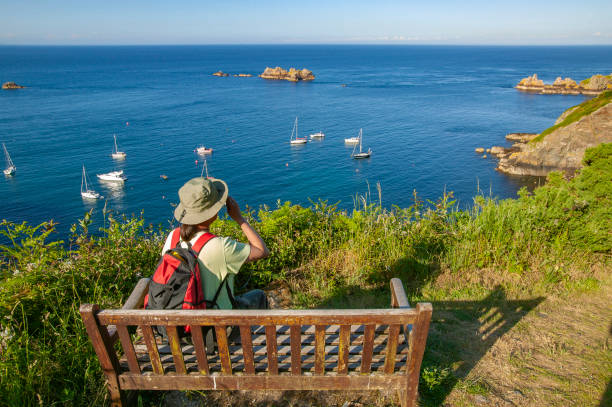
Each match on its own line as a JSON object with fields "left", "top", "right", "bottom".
{"left": 226, "top": 196, "right": 245, "bottom": 224}
{"left": 226, "top": 196, "right": 270, "bottom": 262}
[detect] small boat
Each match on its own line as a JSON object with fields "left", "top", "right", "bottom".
{"left": 289, "top": 117, "right": 307, "bottom": 145}
{"left": 97, "top": 170, "right": 127, "bottom": 182}
{"left": 111, "top": 135, "right": 126, "bottom": 159}
{"left": 3, "top": 143, "right": 16, "bottom": 176}
{"left": 344, "top": 135, "right": 360, "bottom": 144}
{"left": 351, "top": 129, "right": 371, "bottom": 159}
{"left": 196, "top": 146, "right": 213, "bottom": 155}
{"left": 309, "top": 131, "right": 325, "bottom": 139}
{"left": 160, "top": 174, "right": 168, "bottom": 180}
{"left": 81, "top": 165, "right": 102, "bottom": 199}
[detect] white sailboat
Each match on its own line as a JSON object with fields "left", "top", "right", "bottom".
{"left": 81, "top": 165, "right": 102, "bottom": 199}
{"left": 351, "top": 128, "right": 371, "bottom": 159}
{"left": 111, "top": 134, "right": 126, "bottom": 159}
{"left": 309, "top": 131, "right": 325, "bottom": 139}
{"left": 3, "top": 143, "right": 16, "bottom": 176}
{"left": 289, "top": 117, "right": 307, "bottom": 145}
{"left": 97, "top": 170, "right": 127, "bottom": 182}
{"left": 344, "top": 133, "right": 360, "bottom": 144}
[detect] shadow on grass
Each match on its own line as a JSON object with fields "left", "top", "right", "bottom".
{"left": 599, "top": 321, "right": 612, "bottom": 407}
{"left": 420, "top": 289, "right": 544, "bottom": 406}
{"left": 312, "top": 265, "right": 544, "bottom": 406}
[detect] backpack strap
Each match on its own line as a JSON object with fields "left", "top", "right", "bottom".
{"left": 191, "top": 232, "right": 216, "bottom": 253}
{"left": 207, "top": 275, "right": 229, "bottom": 309}
{"left": 170, "top": 228, "right": 181, "bottom": 248}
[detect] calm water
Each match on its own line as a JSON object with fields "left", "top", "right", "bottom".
{"left": 1, "top": 45, "right": 611, "bottom": 237}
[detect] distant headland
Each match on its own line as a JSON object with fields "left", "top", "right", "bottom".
{"left": 2, "top": 81, "right": 25, "bottom": 90}
{"left": 260, "top": 67, "right": 315, "bottom": 82}
{"left": 516, "top": 73, "right": 612, "bottom": 95}
{"left": 475, "top": 90, "right": 612, "bottom": 176}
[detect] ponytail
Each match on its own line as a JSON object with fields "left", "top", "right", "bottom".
{"left": 179, "top": 223, "right": 200, "bottom": 242}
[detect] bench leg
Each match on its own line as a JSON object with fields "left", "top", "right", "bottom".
{"left": 107, "top": 376, "right": 126, "bottom": 407}
{"left": 398, "top": 387, "right": 417, "bottom": 407}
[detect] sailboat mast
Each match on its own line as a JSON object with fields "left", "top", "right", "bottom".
{"left": 359, "top": 129, "right": 363, "bottom": 153}
{"left": 113, "top": 134, "right": 118, "bottom": 153}
{"left": 81, "top": 166, "right": 85, "bottom": 192}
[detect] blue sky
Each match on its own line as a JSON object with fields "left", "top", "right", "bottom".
{"left": 1, "top": 0, "right": 611, "bottom": 45}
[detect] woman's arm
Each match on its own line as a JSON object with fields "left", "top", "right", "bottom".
{"left": 226, "top": 196, "right": 270, "bottom": 262}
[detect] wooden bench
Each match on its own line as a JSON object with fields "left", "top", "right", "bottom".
{"left": 80, "top": 277, "right": 432, "bottom": 407}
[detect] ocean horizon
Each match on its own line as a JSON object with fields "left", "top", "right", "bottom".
{"left": 2, "top": 45, "right": 611, "bottom": 238}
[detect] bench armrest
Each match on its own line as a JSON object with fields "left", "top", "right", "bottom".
{"left": 390, "top": 278, "right": 410, "bottom": 308}
{"left": 107, "top": 277, "right": 151, "bottom": 343}
{"left": 390, "top": 278, "right": 412, "bottom": 346}
{"left": 122, "top": 277, "right": 151, "bottom": 310}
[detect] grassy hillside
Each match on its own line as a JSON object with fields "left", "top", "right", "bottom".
{"left": 0, "top": 144, "right": 610, "bottom": 406}
{"left": 530, "top": 90, "right": 612, "bottom": 143}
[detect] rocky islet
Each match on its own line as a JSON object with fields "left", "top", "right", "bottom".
{"left": 516, "top": 73, "right": 612, "bottom": 95}
{"left": 2, "top": 81, "right": 25, "bottom": 89}
{"left": 259, "top": 66, "right": 315, "bottom": 82}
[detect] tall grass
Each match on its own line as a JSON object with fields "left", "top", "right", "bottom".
{"left": 0, "top": 143, "right": 610, "bottom": 406}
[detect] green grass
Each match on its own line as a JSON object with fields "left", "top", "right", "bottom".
{"left": 0, "top": 143, "right": 611, "bottom": 406}
{"left": 530, "top": 90, "right": 612, "bottom": 143}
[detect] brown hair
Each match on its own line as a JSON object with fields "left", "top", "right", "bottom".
{"left": 180, "top": 223, "right": 201, "bottom": 242}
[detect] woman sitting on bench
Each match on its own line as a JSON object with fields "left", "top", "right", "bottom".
{"left": 163, "top": 176, "right": 270, "bottom": 311}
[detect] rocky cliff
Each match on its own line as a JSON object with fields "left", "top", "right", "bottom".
{"left": 516, "top": 73, "right": 612, "bottom": 95}
{"left": 260, "top": 67, "right": 315, "bottom": 82}
{"left": 495, "top": 91, "right": 612, "bottom": 176}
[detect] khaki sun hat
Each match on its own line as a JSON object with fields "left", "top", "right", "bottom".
{"left": 173, "top": 177, "right": 228, "bottom": 225}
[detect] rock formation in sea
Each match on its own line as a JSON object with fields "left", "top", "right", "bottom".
{"left": 516, "top": 73, "right": 611, "bottom": 95}
{"left": 212, "top": 71, "right": 229, "bottom": 77}
{"left": 260, "top": 67, "right": 315, "bottom": 82}
{"left": 2, "top": 81, "right": 25, "bottom": 89}
{"left": 494, "top": 91, "right": 612, "bottom": 176}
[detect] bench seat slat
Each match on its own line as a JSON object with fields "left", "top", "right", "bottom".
{"left": 122, "top": 350, "right": 408, "bottom": 374}
{"left": 130, "top": 335, "right": 406, "bottom": 357}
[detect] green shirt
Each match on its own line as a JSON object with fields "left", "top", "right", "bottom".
{"left": 161, "top": 231, "right": 250, "bottom": 310}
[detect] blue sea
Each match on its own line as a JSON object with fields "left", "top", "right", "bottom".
{"left": 1, "top": 45, "right": 611, "bottom": 238}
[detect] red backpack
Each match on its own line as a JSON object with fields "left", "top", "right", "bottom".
{"left": 144, "top": 228, "right": 217, "bottom": 335}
